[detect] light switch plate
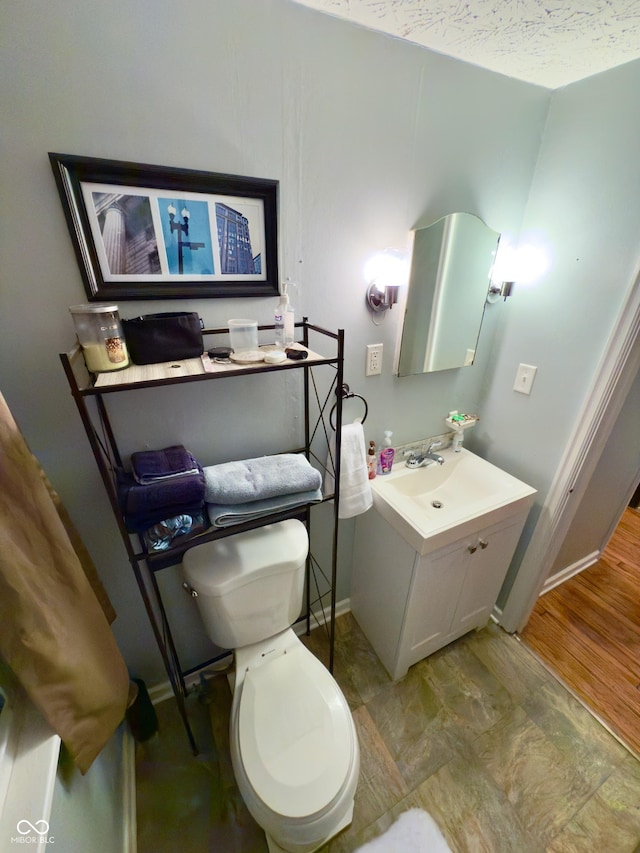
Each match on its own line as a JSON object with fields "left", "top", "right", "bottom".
{"left": 514, "top": 363, "right": 537, "bottom": 395}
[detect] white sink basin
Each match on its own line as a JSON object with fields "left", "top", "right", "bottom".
{"left": 370, "top": 447, "right": 536, "bottom": 555}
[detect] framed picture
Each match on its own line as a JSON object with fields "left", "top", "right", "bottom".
{"left": 49, "top": 153, "right": 279, "bottom": 300}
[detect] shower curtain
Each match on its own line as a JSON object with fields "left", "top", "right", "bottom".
{"left": 0, "top": 391, "right": 130, "bottom": 773}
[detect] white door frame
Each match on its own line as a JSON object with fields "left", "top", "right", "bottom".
{"left": 499, "top": 262, "right": 640, "bottom": 633}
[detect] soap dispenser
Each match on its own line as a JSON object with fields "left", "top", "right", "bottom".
{"left": 379, "top": 431, "right": 395, "bottom": 474}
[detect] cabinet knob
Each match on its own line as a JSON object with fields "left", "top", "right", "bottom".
{"left": 479, "top": 539, "right": 488, "bottom": 549}
{"left": 467, "top": 544, "right": 477, "bottom": 554}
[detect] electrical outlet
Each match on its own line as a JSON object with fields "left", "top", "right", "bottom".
{"left": 366, "top": 343, "right": 383, "bottom": 376}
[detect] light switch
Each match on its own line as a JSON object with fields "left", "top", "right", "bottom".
{"left": 514, "top": 363, "right": 537, "bottom": 395}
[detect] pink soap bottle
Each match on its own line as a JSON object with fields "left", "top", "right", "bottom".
{"left": 379, "top": 430, "right": 395, "bottom": 475}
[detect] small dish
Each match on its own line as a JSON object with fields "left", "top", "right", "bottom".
{"left": 208, "top": 346, "right": 233, "bottom": 364}
{"left": 229, "top": 350, "right": 265, "bottom": 364}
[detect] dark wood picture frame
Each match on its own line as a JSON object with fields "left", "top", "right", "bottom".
{"left": 49, "top": 153, "right": 279, "bottom": 301}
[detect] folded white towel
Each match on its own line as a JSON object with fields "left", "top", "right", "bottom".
{"left": 203, "top": 454, "right": 322, "bottom": 505}
{"left": 325, "top": 422, "right": 372, "bottom": 519}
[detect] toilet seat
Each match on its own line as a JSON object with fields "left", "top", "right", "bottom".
{"left": 237, "top": 643, "right": 355, "bottom": 820}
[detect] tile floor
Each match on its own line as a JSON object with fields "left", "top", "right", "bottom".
{"left": 136, "top": 614, "right": 640, "bottom": 852}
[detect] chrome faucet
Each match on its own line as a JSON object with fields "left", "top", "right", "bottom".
{"left": 405, "top": 440, "right": 445, "bottom": 468}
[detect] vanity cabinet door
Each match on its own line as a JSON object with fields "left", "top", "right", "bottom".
{"left": 398, "top": 513, "right": 528, "bottom": 678}
{"left": 399, "top": 541, "right": 468, "bottom": 675}
{"left": 451, "top": 516, "right": 527, "bottom": 634}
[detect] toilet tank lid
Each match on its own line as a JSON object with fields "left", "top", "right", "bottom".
{"left": 182, "top": 519, "right": 309, "bottom": 596}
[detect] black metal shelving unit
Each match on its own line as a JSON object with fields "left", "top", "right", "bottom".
{"left": 60, "top": 319, "right": 344, "bottom": 752}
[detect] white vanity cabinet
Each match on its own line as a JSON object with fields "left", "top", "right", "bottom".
{"left": 351, "top": 506, "right": 529, "bottom": 680}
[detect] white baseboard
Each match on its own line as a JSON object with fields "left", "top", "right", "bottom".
{"left": 541, "top": 551, "right": 600, "bottom": 595}
{"left": 148, "top": 669, "right": 224, "bottom": 706}
{"left": 148, "top": 597, "right": 352, "bottom": 705}
{"left": 302, "top": 596, "right": 351, "bottom": 626}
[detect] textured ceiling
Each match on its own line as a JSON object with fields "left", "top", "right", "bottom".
{"left": 292, "top": 0, "right": 640, "bottom": 88}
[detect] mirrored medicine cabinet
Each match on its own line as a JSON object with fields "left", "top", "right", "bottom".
{"left": 397, "top": 212, "right": 500, "bottom": 375}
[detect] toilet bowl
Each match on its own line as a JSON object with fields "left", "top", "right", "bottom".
{"left": 182, "top": 520, "right": 359, "bottom": 853}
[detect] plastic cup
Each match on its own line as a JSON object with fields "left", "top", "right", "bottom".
{"left": 228, "top": 319, "right": 258, "bottom": 354}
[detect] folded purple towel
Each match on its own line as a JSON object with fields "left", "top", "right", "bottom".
{"left": 124, "top": 502, "right": 207, "bottom": 534}
{"left": 131, "top": 445, "right": 200, "bottom": 484}
{"left": 117, "top": 469, "right": 205, "bottom": 531}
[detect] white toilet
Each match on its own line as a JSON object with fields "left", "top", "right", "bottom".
{"left": 182, "top": 519, "right": 360, "bottom": 853}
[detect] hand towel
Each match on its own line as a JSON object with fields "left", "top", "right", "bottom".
{"left": 325, "top": 422, "right": 372, "bottom": 519}
{"left": 207, "top": 487, "right": 323, "bottom": 528}
{"left": 203, "top": 454, "right": 322, "bottom": 505}
{"left": 131, "top": 444, "right": 200, "bottom": 484}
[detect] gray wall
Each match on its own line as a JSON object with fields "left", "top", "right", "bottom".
{"left": 479, "top": 59, "right": 640, "bottom": 607}
{"left": 0, "top": 0, "right": 546, "bottom": 684}
{"left": 5, "top": 0, "right": 638, "bottom": 687}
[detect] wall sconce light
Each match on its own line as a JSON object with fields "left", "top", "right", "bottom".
{"left": 366, "top": 280, "right": 400, "bottom": 312}
{"left": 487, "top": 233, "right": 551, "bottom": 303}
{"left": 488, "top": 240, "right": 516, "bottom": 303}
{"left": 364, "top": 249, "right": 408, "bottom": 314}
{"left": 487, "top": 281, "right": 515, "bottom": 302}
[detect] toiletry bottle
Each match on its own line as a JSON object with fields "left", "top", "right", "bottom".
{"left": 283, "top": 287, "right": 295, "bottom": 345}
{"left": 274, "top": 286, "right": 295, "bottom": 348}
{"left": 379, "top": 431, "right": 395, "bottom": 474}
{"left": 367, "top": 440, "right": 377, "bottom": 479}
{"left": 274, "top": 292, "right": 286, "bottom": 348}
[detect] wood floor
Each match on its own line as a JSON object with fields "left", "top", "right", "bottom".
{"left": 520, "top": 506, "right": 640, "bottom": 756}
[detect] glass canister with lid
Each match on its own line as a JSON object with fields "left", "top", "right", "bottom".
{"left": 69, "top": 304, "right": 130, "bottom": 372}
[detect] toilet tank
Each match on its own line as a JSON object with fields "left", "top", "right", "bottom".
{"left": 182, "top": 519, "right": 309, "bottom": 649}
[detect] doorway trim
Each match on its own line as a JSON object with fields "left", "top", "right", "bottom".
{"left": 499, "top": 261, "right": 640, "bottom": 633}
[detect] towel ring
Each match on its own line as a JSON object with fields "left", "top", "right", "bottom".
{"left": 329, "top": 383, "right": 368, "bottom": 430}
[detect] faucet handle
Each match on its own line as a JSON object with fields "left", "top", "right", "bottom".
{"left": 427, "top": 439, "right": 443, "bottom": 452}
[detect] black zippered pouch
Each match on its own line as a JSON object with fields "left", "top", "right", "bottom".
{"left": 122, "top": 312, "right": 204, "bottom": 364}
